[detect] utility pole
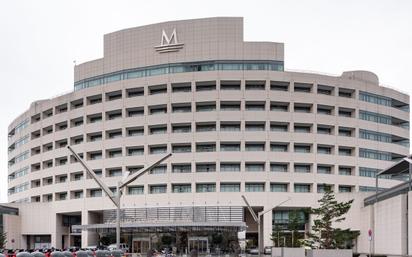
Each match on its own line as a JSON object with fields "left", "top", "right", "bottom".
{"left": 241, "top": 195, "right": 290, "bottom": 257}
{"left": 67, "top": 145, "right": 172, "bottom": 250}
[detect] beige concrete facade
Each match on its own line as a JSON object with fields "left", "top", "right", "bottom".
{"left": 5, "top": 17, "right": 411, "bottom": 255}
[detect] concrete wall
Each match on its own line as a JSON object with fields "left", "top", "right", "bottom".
{"left": 3, "top": 214, "right": 21, "bottom": 249}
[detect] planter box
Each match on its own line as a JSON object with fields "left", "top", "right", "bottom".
{"left": 271, "top": 247, "right": 305, "bottom": 257}
{"left": 306, "top": 249, "right": 352, "bottom": 257}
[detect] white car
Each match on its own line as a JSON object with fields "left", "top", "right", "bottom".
{"left": 108, "top": 244, "right": 129, "bottom": 253}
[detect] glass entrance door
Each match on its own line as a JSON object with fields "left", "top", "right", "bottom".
{"left": 188, "top": 237, "right": 208, "bottom": 254}
{"left": 132, "top": 239, "right": 150, "bottom": 254}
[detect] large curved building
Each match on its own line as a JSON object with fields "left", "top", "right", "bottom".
{"left": 5, "top": 17, "right": 410, "bottom": 254}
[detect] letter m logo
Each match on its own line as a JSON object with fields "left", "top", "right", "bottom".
{"left": 155, "top": 28, "right": 184, "bottom": 53}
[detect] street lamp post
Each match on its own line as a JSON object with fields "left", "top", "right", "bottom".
{"left": 241, "top": 195, "right": 290, "bottom": 257}
{"left": 67, "top": 145, "right": 172, "bottom": 250}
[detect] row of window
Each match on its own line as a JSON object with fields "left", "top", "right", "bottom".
{"left": 359, "top": 91, "right": 409, "bottom": 111}
{"left": 73, "top": 60, "right": 285, "bottom": 90}
{"left": 25, "top": 181, "right": 380, "bottom": 202}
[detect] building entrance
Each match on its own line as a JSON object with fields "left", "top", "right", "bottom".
{"left": 132, "top": 238, "right": 150, "bottom": 254}
{"left": 188, "top": 237, "right": 208, "bottom": 254}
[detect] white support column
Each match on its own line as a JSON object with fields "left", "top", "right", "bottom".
{"left": 263, "top": 209, "right": 273, "bottom": 247}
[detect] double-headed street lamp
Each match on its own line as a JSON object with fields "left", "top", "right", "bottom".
{"left": 241, "top": 195, "right": 291, "bottom": 257}
{"left": 67, "top": 145, "right": 172, "bottom": 250}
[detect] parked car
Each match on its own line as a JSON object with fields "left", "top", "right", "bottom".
{"left": 264, "top": 247, "right": 272, "bottom": 255}
{"left": 107, "top": 244, "right": 129, "bottom": 253}
{"left": 248, "top": 248, "right": 259, "bottom": 255}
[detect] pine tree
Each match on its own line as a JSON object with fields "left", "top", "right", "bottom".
{"left": 302, "top": 190, "right": 359, "bottom": 249}
{"left": 0, "top": 232, "right": 7, "bottom": 249}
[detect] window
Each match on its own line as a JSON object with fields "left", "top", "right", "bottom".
{"left": 71, "top": 117, "right": 84, "bottom": 127}
{"left": 107, "top": 149, "right": 122, "bottom": 158}
{"left": 359, "top": 167, "right": 380, "bottom": 178}
{"left": 127, "top": 147, "right": 144, "bottom": 156}
{"left": 127, "top": 107, "right": 144, "bottom": 117}
{"left": 359, "top": 148, "right": 393, "bottom": 161}
{"left": 150, "top": 125, "right": 167, "bottom": 135}
{"left": 220, "top": 122, "right": 241, "bottom": 131}
{"left": 270, "top": 142, "right": 288, "bottom": 152}
{"left": 220, "top": 142, "right": 241, "bottom": 151}
{"left": 172, "top": 82, "right": 191, "bottom": 93}
{"left": 128, "top": 186, "right": 144, "bottom": 195}
{"left": 73, "top": 191, "right": 83, "bottom": 199}
{"left": 90, "top": 189, "right": 102, "bottom": 198}
{"left": 317, "top": 125, "right": 333, "bottom": 135}
{"left": 245, "top": 122, "right": 265, "bottom": 131}
{"left": 150, "top": 165, "right": 166, "bottom": 175}
{"left": 126, "top": 87, "right": 144, "bottom": 97}
{"left": 71, "top": 99, "right": 84, "bottom": 109}
{"left": 220, "top": 183, "right": 240, "bottom": 192}
{"left": 294, "top": 164, "right": 311, "bottom": 173}
{"left": 294, "top": 103, "right": 312, "bottom": 113}
{"left": 270, "top": 122, "right": 288, "bottom": 132}
{"left": 107, "top": 129, "right": 122, "bottom": 139}
{"left": 271, "top": 183, "right": 288, "bottom": 192}
{"left": 245, "top": 143, "right": 265, "bottom": 151}
{"left": 339, "top": 167, "right": 353, "bottom": 176}
{"left": 196, "top": 102, "right": 216, "bottom": 112}
{"left": 172, "top": 103, "right": 191, "bottom": 113}
{"left": 196, "top": 123, "right": 216, "bottom": 132}
{"left": 294, "top": 184, "right": 311, "bottom": 193}
{"left": 317, "top": 165, "right": 332, "bottom": 174}
{"left": 196, "top": 163, "right": 216, "bottom": 173}
{"left": 359, "top": 110, "right": 391, "bottom": 125}
{"left": 317, "top": 85, "right": 334, "bottom": 95}
{"left": 294, "top": 124, "right": 311, "bottom": 133}
{"left": 172, "top": 124, "right": 191, "bottom": 133}
{"left": 150, "top": 145, "right": 167, "bottom": 154}
{"left": 149, "top": 105, "right": 167, "bottom": 115}
{"left": 88, "top": 113, "right": 103, "bottom": 123}
{"left": 338, "top": 127, "right": 354, "bottom": 137}
{"left": 220, "top": 81, "right": 240, "bottom": 90}
{"left": 246, "top": 183, "right": 265, "bottom": 192}
{"left": 196, "top": 81, "right": 216, "bottom": 91}
{"left": 150, "top": 185, "right": 167, "bottom": 194}
{"left": 196, "top": 183, "right": 216, "bottom": 192}
{"left": 88, "top": 151, "right": 102, "bottom": 160}
{"left": 245, "top": 81, "right": 265, "bottom": 90}
{"left": 270, "top": 81, "right": 289, "bottom": 91}
{"left": 127, "top": 127, "right": 144, "bottom": 137}
{"left": 245, "top": 102, "right": 265, "bottom": 111}
{"left": 42, "top": 108, "right": 53, "bottom": 119}
{"left": 294, "top": 144, "right": 311, "bottom": 153}
{"left": 271, "top": 102, "right": 289, "bottom": 112}
{"left": 338, "top": 147, "right": 353, "bottom": 156}
{"left": 172, "top": 144, "right": 191, "bottom": 153}
{"left": 172, "top": 164, "right": 191, "bottom": 173}
{"left": 87, "top": 94, "right": 103, "bottom": 105}
{"left": 338, "top": 108, "right": 354, "bottom": 118}
{"left": 294, "top": 83, "right": 312, "bottom": 93}
{"left": 338, "top": 88, "right": 354, "bottom": 98}
{"left": 317, "top": 145, "right": 332, "bottom": 155}
{"left": 220, "top": 163, "right": 240, "bottom": 172}
{"left": 106, "top": 110, "right": 122, "bottom": 120}
{"left": 55, "top": 103, "right": 68, "bottom": 114}
{"left": 338, "top": 186, "right": 352, "bottom": 193}
{"left": 106, "top": 90, "right": 122, "bottom": 101}
{"left": 149, "top": 84, "right": 167, "bottom": 95}
{"left": 317, "top": 184, "right": 333, "bottom": 193}
{"left": 270, "top": 163, "right": 288, "bottom": 172}
{"left": 317, "top": 105, "right": 333, "bottom": 115}
{"left": 107, "top": 168, "right": 122, "bottom": 177}
{"left": 172, "top": 184, "right": 191, "bottom": 193}
{"left": 245, "top": 163, "right": 265, "bottom": 172}
{"left": 196, "top": 143, "right": 216, "bottom": 152}
{"left": 220, "top": 102, "right": 241, "bottom": 111}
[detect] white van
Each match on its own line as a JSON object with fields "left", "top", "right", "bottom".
{"left": 108, "top": 244, "right": 129, "bottom": 253}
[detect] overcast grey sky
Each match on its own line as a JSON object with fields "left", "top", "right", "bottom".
{"left": 1, "top": 0, "right": 411, "bottom": 202}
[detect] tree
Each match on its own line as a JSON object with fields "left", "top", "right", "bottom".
{"left": 287, "top": 210, "right": 304, "bottom": 248}
{"left": 302, "top": 190, "right": 359, "bottom": 249}
{"left": 0, "top": 232, "right": 7, "bottom": 249}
